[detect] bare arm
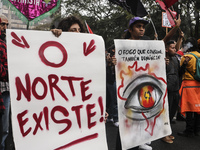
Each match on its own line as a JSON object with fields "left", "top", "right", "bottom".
{"left": 163, "top": 14, "right": 181, "bottom": 44}
{"left": 175, "top": 31, "right": 184, "bottom": 52}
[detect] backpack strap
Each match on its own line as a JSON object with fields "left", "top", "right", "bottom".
{"left": 189, "top": 52, "right": 199, "bottom": 59}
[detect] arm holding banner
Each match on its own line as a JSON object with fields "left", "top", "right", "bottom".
{"left": 163, "top": 14, "right": 181, "bottom": 44}
{"left": 176, "top": 31, "right": 184, "bottom": 52}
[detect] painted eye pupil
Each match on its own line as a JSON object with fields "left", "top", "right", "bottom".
{"left": 139, "top": 85, "right": 155, "bottom": 108}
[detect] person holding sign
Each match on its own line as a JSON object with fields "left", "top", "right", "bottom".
{"left": 51, "top": 15, "right": 86, "bottom": 37}
{"left": 116, "top": 15, "right": 182, "bottom": 149}
{"left": 51, "top": 15, "right": 111, "bottom": 123}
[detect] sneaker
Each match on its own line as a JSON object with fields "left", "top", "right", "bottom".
{"left": 113, "top": 121, "right": 119, "bottom": 127}
{"left": 139, "top": 144, "right": 152, "bottom": 150}
{"left": 106, "top": 118, "right": 113, "bottom": 123}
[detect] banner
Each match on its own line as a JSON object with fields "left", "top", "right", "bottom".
{"left": 114, "top": 40, "right": 171, "bottom": 149}
{"left": 3, "top": 0, "right": 61, "bottom": 23}
{"left": 7, "top": 29, "right": 107, "bottom": 150}
{"left": 108, "top": 0, "right": 148, "bottom": 17}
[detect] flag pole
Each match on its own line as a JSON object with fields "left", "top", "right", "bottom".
{"left": 85, "top": 20, "right": 89, "bottom": 33}
{"left": 148, "top": 14, "right": 158, "bottom": 40}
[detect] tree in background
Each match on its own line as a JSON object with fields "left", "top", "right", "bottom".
{"left": 34, "top": 0, "right": 199, "bottom": 48}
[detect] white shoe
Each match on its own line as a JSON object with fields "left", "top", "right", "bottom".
{"left": 113, "top": 121, "right": 119, "bottom": 127}
{"left": 139, "top": 144, "right": 152, "bottom": 150}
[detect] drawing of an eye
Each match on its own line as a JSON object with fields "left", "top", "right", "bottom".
{"left": 123, "top": 74, "right": 164, "bottom": 121}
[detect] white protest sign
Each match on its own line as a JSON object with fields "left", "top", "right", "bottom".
{"left": 114, "top": 40, "right": 171, "bottom": 149}
{"left": 7, "top": 29, "right": 108, "bottom": 150}
{"left": 162, "top": 12, "right": 172, "bottom": 28}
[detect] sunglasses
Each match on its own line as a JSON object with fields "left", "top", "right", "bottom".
{"left": 0, "top": 23, "right": 9, "bottom": 26}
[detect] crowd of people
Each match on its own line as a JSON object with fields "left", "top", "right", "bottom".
{"left": 0, "top": 13, "right": 200, "bottom": 150}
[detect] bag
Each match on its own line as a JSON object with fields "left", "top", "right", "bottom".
{"left": 188, "top": 53, "right": 200, "bottom": 81}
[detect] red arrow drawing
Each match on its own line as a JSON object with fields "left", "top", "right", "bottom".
{"left": 11, "top": 32, "right": 30, "bottom": 49}
{"left": 83, "top": 39, "right": 96, "bottom": 56}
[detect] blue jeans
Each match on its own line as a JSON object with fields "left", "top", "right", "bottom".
{"left": 0, "top": 91, "right": 10, "bottom": 150}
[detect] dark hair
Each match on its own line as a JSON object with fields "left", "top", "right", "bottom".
{"left": 123, "top": 23, "right": 134, "bottom": 39}
{"left": 166, "top": 40, "right": 175, "bottom": 48}
{"left": 184, "top": 37, "right": 199, "bottom": 52}
{"left": 123, "top": 21, "right": 147, "bottom": 39}
{"left": 57, "top": 16, "right": 86, "bottom": 33}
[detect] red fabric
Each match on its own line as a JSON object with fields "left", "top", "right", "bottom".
{"left": 0, "top": 39, "right": 8, "bottom": 114}
{"left": 164, "top": 0, "right": 178, "bottom": 8}
{"left": 85, "top": 21, "right": 93, "bottom": 34}
{"left": 156, "top": 0, "right": 176, "bottom": 27}
{"left": 177, "top": 50, "right": 184, "bottom": 56}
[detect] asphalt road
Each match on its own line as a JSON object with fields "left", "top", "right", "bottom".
{"left": 4, "top": 119, "right": 200, "bottom": 150}
{"left": 106, "top": 120, "right": 200, "bottom": 150}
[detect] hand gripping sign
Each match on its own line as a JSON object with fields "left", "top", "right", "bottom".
{"left": 7, "top": 29, "right": 107, "bottom": 150}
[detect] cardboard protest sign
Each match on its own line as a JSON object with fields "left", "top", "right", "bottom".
{"left": 114, "top": 40, "right": 171, "bottom": 149}
{"left": 7, "top": 29, "right": 107, "bottom": 150}
{"left": 162, "top": 12, "right": 171, "bottom": 28}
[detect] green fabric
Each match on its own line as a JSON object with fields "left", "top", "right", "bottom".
{"left": 2, "top": 0, "right": 61, "bottom": 28}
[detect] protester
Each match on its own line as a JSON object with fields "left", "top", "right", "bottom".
{"left": 178, "top": 37, "right": 200, "bottom": 137}
{"left": 116, "top": 16, "right": 151, "bottom": 150}
{"left": 0, "top": 14, "right": 10, "bottom": 150}
{"left": 51, "top": 15, "right": 110, "bottom": 123}
{"left": 51, "top": 15, "right": 86, "bottom": 37}
{"left": 106, "top": 45, "right": 119, "bottom": 127}
{"left": 163, "top": 40, "right": 190, "bottom": 143}
{"left": 116, "top": 15, "right": 182, "bottom": 149}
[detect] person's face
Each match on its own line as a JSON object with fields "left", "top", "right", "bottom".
{"left": 68, "top": 23, "right": 81, "bottom": 33}
{"left": 129, "top": 22, "right": 145, "bottom": 40}
{"left": 166, "top": 43, "right": 176, "bottom": 56}
{"left": 0, "top": 18, "right": 8, "bottom": 32}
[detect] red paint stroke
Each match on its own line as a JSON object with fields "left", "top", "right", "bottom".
{"left": 39, "top": 41, "right": 68, "bottom": 68}
{"left": 11, "top": 32, "right": 21, "bottom": 42}
{"left": 54, "top": 133, "right": 98, "bottom": 150}
{"left": 12, "top": 39, "right": 25, "bottom": 48}
{"left": 21, "top": 36, "right": 30, "bottom": 48}
{"left": 142, "top": 88, "right": 167, "bottom": 136}
{"left": 11, "top": 32, "right": 30, "bottom": 48}
{"left": 118, "top": 61, "right": 150, "bottom": 100}
{"left": 98, "top": 96, "right": 104, "bottom": 122}
{"left": 83, "top": 39, "right": 96, "bottom": 56}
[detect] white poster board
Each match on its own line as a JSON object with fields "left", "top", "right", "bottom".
{"left": 114, "top": 40, "right": 171, "bottom": 149}
{"left": 162, "top": 12, "right": 172, "bottom": 28}
{"left": 7, "top": 29, "right": 108, "bottom": 150}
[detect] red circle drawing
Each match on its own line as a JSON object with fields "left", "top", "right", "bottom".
{"left": 39, "top": 41, "right": 67, "bottom": 68}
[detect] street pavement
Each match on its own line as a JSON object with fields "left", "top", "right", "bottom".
{"left": 5, "top": 119, "right": 200, "bottom": 150}
{"left": 106, "top": 120, "right": 200, "bottom": 150}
